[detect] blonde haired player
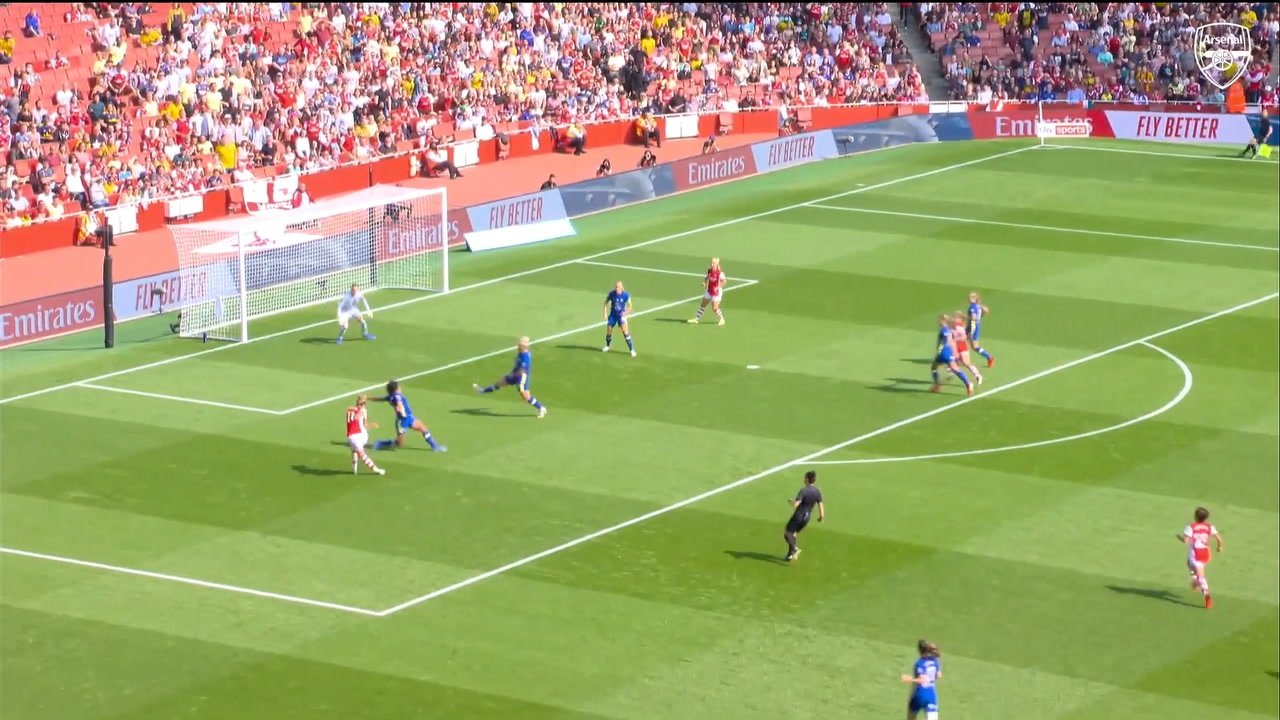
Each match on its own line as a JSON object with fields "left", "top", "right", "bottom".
{"left": 688, "top": 257, "right": 727, "bottom": 325}
{"left": 336, "top": 283, "right": 375, "bottom": 344}
{"left": 345, "top": 395, "right": 386, "bottom": 475}
{"left": 1179, "top": 506, "right": 1223, "bottom": 609}
{"left": 951, "top": 311, "right": 983, "bottom": 385}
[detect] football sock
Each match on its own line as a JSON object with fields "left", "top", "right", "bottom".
{"left": 714, "top": 308, "right": 724, "bottom": 321}
{"left": 694, "top": 306, "right": 705, "bottom": 320}
{"left": 955, "top": 369, "right": 971, "bottom": 387}
{"left": 623, "top": 333, "right": 633, "bottom": 351}
{"left": 931, "top": 369, "right": 941, "bottom": 385}
{"left": 976, "top": 347, "right": 993, "bottom": 361}
{"left": 605, "top": 333, "right": 613, "bottom": 348}
{"left": 528, "top": 396, "right": 544, "bottom": 410}
{"left": 337, "top": 328, "right": 347, "bottom": 341}
{"left": 359, "top": 453, "right": 378, "bottom": 470}
{"left": 481, "top": 384, "right": 499, "bottom": 393}
{"left": 784, "top": 531, "right": 797, "bottom": 557}
{"left": 373, "top": 439, "right": 394, "bottom": 450}
{"left": 423, "top": 432, "right": 440, "bottom": 450}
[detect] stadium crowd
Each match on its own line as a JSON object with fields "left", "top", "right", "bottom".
{"left": 916, "top": 2, "right": 1278, "bottom": 105}
{"left": 0, "top": 2, "right": 925, "bottom": 227}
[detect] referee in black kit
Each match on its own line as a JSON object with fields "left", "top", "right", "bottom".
{"left": 784, "top": 471, "right": 825, "bottom": 562}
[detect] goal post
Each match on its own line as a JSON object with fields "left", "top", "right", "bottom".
{"left": 170, "top": 184, "right": 449, "bottom": 342}
{"left": 1036, "top": 102, "right": 1093, "bottom": 147}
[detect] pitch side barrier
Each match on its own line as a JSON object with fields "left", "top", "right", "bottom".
{"left": 2, "top": 103, "right": 1275, "bottom": 348}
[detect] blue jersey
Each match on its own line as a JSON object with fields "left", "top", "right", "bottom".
{"left": 936, "top": 325, "right": 953, "bottom": 353}
{"left": 967, "top": 301, "right": 983, "bottom": 339}
{"left": 386, "top": 391, "right": 416, "bottom": 432}
{"left": 504, "top": 349, "right": 533, "bottom": 391}
{"left": 606, "top": 289, "right": 630, "bottom": 317}
{"left": 909, "top": 656, "right": 941, "bottom": 713}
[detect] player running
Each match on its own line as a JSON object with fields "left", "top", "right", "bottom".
{"left": 603, "top": 281, "right": 637, "bottom": 356}
{"left": 966, "top": 292, "right": 994, "bottom": 368}
{"left": 336, "top": 283, "right": 375, "bottom": 345}
{"left": 371, "top": 380, "right": 447, "bottom": 452}
{"left": 345, "top": 395, "right": 386, "bottom": 475}
{"left": 951, "top": 311, "right": 983, "bottom": 385}
{"left": 474, "top": 336, "right": 548, "bottom": 418}
{"left": 1179, "top": 506, "right": 1223, "bottom": 609}
{"left": 688, "top": 257, "right": 727, "bottom": 325}
{"left": 784, "top": 470, "right": 824, "bottom": 562}
{"left": 901, "top": 640, "right": 942, "bottom": 720}
{"left": 931, "top": 315, "right": 974, "bottom": 396}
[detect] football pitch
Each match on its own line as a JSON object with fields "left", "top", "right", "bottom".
{"left": 2, "top": 138, "right": 1277, "bottom": 719}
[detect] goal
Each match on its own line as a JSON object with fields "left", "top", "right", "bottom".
{"left": 170, "top": 184, "right": 449, "bottom": 342}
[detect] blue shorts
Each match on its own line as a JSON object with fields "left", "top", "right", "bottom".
{"left": 909, "top": 696, "right": 939, "bottom": 714}
{"left": 607, "top": 313, "right": 626, "bottom": 329}
{"left": 504, "top": 372, "right": 529, "bottom": 391}
{"left": 935, "top": 348, "right": 955, "bottom": 365}
{"left": 968, "top": 324, "right": 981, "bottom": 342}
{"left": 397, "top": 415, "right": 416, "bottom": 433}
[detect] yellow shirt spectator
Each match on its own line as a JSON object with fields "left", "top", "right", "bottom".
{"left": 229, "top": 76, "right": 252, "bottom": 98}
{"left": 355, "top": 117, "right": 377, "bottom": 139}
{"left": 0, "top": 36, "right": 15, "bottom": 58}
{"left": 1240, "top": 9, "right": 1258, "bottom": 28}
{"left": 640, "top": 36, "right": 656, "bottom": 55}
{"left": 164, "top": 100, "right": 183, "bottom": 121}
{"left": 92, "top": 55, "right": 108, "bottom": 76}
{"left": 654, "top": 12, "right": 671, "bottom": 29}
{"left": 215, "top": 140, "right": 237, "bottom": 170}
{"left": 108, "top": 42, "right": 127, "bottom": 66}
{"left": 178, "top": 81, "right": 197, "bottom": 105}
{"left": 993, "top": 10, "right": 1010, "bottom": 28}
{"left": 299, "top": 12, "right": 313, "bottom": 34}
{"left": 205, "top": 91, "right": 222, "bottom": 114}
{"left": 139, "top": 27, "right": 161, "bottom": 47}
{"left": 195, "top": 137, "right": 214, "bottom": 155}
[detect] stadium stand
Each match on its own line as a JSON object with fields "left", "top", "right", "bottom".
{"left": 0, "top": 2, "right": 926, "bottom": 228}
{"left": 914, "top": 2, "right": 1278, "bottom": 105}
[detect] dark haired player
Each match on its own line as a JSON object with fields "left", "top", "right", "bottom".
{"left": 784, "top": 470, "right": 824, "bottom": 562}
{"left": 901, "top": 640, "right": 942, "bottom": 720}
{"left": 1241, "top": 107, "right": 1272, "bottom": 158}
{"left": 372, "top": 380, "right": 447, "bottom": 452}
{"left": 1179, "top": 506, "right": 1223, "bottom": 609}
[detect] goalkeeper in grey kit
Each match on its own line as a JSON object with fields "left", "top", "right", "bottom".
{"left": 337, "top": 284, "right": 376, "bottom": 344}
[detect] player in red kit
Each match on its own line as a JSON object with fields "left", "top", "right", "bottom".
{"left": 346, "top": 395, "right": 386, "bottom": 476}
{"left": 688, "top": 257, "right": 727, "bottom": 325}
{"left": 1178, "top": 506, "right": 1223, "bottom": 608}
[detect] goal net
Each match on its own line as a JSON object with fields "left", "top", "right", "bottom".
{"left": 170, "top": 184, "right": 449, "bottom": 342}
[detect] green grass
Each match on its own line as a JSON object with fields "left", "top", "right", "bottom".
{"left": 2, "top": 138, "right": 1277, "bottom": 720}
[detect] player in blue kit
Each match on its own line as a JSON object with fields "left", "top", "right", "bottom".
{"left": 901, "top": 639, "right": 942, "bottom": 720}
{"left": 966, "top": 292, "right": 995, "bottom": 368}
{"left": 931, "top": 315, "right": 974, "bottom": 396}
{"left": 474, "top": 336, "right": 548, "bottom": 418}
{"left": 603, "top": 281, "right": 637, "bottom": 357}
{"left": 371, "top": 380, "right": 447, "bottom": 452}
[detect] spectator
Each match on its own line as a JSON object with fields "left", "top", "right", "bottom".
{"left": 22, "top": 9, "right": 41, "bottom": 39}
{"left": 0, "top": 31, "right": 13, "bottom": 66}
{"left": 596, "top": 159, "right": 612, "bottom": 177}
{"left": 540, "top": 174, "right": 557, "bottom": 191}
{"left": 639, "top": 150, "right": 658, "bottom": 168}
{"left": 702, "top": 135, "right": 721, "bottom": 154}
{"left": 424, "top": 143, "right": 461, "bottom": 179}
{"left": 564, "top": 121, "right": 587, "bottom": 156}
{"left": 634, "top": 111, "right": 661, "bottom": 148}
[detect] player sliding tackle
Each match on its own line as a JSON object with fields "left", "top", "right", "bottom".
{"left": 474, "top": 336, "right": 548, "bottom": 418}
{"left": 371, "top": 380, "right": 447, "bottom": 452}
{"left": 336, "top": 283, "right": 376, "bottom": 345}
{"left": 688, "top": 257, "right": 726, "bottom": 325}
{"left": 345, "top": 395, "right": 386, "bottom": 475}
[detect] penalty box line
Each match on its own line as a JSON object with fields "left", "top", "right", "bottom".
{"left": 372, "top": 292, "right": 1279, "bottom": 616}
{"left": 0, "top": 143, "right": 1036, "bottom": 409}
{"left": 275, "top": 278, "right": 761, "bottom": 415}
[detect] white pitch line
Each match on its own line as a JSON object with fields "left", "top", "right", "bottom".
{"left": 0, "top": 144, "right": 1034, "bottom": 408}
{"left": 76, "top": 383, "right": 286, "bottom": 415}
{"left": 575, "top": 259, "right": 748, "bottom": 280}
{"left": 0, "top": 547, "right": 382, "bottom": 616}
{"left": 1044, "top": 143, "right": 1280, "bottom": 164}
{"left": 276, "top": 281, "right": 760, "bottom": 415}
{"left": 374, "top": 293, "right": 1276, "bottom": 616}
{"left": 809, "top": 341, "right": 1193, "bottom": 466}
{"left": 807, "top": 204, "right": 1280, "bottom": 253}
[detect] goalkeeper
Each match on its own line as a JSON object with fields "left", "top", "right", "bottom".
{"left": 336, "top": 283, "right": 376, "bottom": 344}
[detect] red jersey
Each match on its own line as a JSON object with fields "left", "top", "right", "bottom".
{"left": 952, "top": 322, "right": 968, "bottom": 351}
{"left": 1183, "top": 521, "right": 1216, "bottom": 564}
{"left": 705, "top": 267, "right": 726, "bottom": 295}
{"left": 345, "top": 405, "right": 367, "bottom": 436}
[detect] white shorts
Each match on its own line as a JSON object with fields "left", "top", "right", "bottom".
{"left": 337, "top": 308, "right": 363, "bottom": 327}
{"left": 347, "top": 432, "right": 368, "bottom": 450}
{"left": 703, "top": 291, "right": 723, "bottom": 303}
{"left": 1187, "top": 557, "right": 1206, "bottom": 572}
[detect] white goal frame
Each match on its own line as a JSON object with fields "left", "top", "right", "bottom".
{"left": 1036, "top": 103, "right": 1093, "bottom": 146}
{"left": 170, "top": 184, "right": 449, "bottom": 343}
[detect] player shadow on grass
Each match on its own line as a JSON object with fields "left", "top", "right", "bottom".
{"left": 555, "top": 344, "right": 603, "bottom": 352}
{"left": 291, "top": 463, "right": 353, "bottom": 477}
{"left": 869, "top": 377, "right": 936, "bottom": 393}
{"left": 724, "top": 550, "right": 789, "bottom": 565}
{"left": 300, "top": 337, "right": 337, "bottom": 345}
{"left": 900, "top": 358, "right": 934, "bottom": 365}
{"left": 1104, "top": 585, "right": 1199, "bottom": 607}
{"left": 451, "top": 407, "right": 528, "bottom": 418}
